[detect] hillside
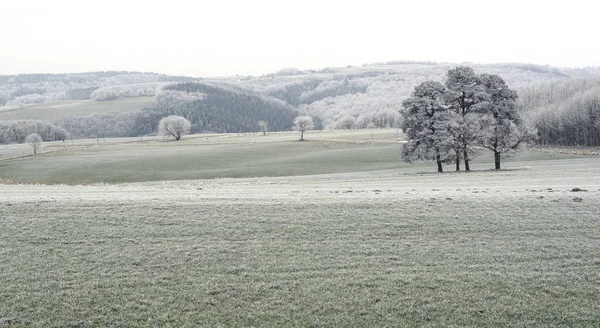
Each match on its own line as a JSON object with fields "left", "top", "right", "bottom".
{"left": 0, "top": 97, "right": 156, "bottom": 120}
{"left": 233, "top": 62, "right": 599, "bottom": 129}
{"left": 151, "top": 82, "right": 299, "bottom": 133}
{"left": 0, "top": 71, "right": 197, "bottom": 107}
{"left": 1, "top": 62, "right": 599, "bottom": 146}
{"left": 0, "top": 77, "right": 299, "bottom": 141}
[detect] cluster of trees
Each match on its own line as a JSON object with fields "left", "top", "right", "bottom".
{"left": 0, "top": 120, "right": 69, "bottom": 144}
{"left": 1, "top": 112, "right": 193, "bottom": 145}
{"left": 262, "top": 75, "right": 372, "bottom": 106}
{"left": 90, "top": 83, "right": 163, "bottom": 101}
{"left": 5, "top": 92, "right": 68, "bottom": 107}
{"left": 54, "top": 112, "right": 141, "bottom": 139}
{"left": 401, "top": 67, "right": 536, "bottom": 171}
{"left": 518, "top": 79, "right": 600, "bottom": 146}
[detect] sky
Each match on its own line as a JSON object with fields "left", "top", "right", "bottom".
{"left": 1, "top": 0, "right": 598, "bottom": 77}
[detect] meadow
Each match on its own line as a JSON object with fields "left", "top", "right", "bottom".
{"left": 1, "top": 129, "right": 599, "bottom": 327}
{"left": 0, "top": 97, "right": 155, "bottom": 121}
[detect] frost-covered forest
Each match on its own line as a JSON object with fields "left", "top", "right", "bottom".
{"left": 0, "top": 62, "right": 599, "bottom": 146}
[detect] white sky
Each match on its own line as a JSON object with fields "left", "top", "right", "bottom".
{"left": 1, "top": 0, "right": 598, "bottom": 77}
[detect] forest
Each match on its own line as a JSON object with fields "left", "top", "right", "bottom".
{"left": 518, "top": 79, "right": 600, "bottom": 146}
{"left": 0, "top": 62, "right": 599, "bottom": 146}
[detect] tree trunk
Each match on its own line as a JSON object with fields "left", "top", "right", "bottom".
{"left": 455, "top": 158, "right": 460, "bottom": 171}
{"left": 495, "top": 150, "right": 501, "bottom": 170}
{"left": 436, "top": 153, "right": 443, "bottom": 172}
{"left": 463, "top": 149, "right": 470, "bottom": 171}
{"left": 300, "top": 130, "right": 304, "bottom": 141}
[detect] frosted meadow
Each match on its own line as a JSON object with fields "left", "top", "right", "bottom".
{"left": 2, "top": 129, "right": 600, "bottom": 326}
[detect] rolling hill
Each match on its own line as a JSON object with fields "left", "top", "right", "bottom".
{"left": 1, "top": 62, "right": 599, "bottom": 145}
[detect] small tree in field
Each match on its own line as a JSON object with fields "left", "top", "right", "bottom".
{"left": 26, "top": 133, "right": 43, "bottom": 155}
{"left": 258, "top": 120, "right": 268, "bottom": 135}
{"left": 158, "top": 115, "right": 191, "bottom": 141}
{"left": 293, "top": 115, "right": 314, "bottom": 141}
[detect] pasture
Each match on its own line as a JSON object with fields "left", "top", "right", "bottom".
{"left": 0, "top": 97, "right": 155, "bottom": 120}
{"left": 1, "top": 129, "right": 599, "bottom": 327}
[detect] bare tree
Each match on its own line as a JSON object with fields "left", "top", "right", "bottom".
{"left": 293, "top": 115, "right": 314, "bottom": 141}
{"left": 158, "top": 115, "right": 191, "bottom": 141}
{"left": 26, "top": 133, "right": 43, "bottom": 155}
{"left": 257, "top": 120, "right": 268, "bottom": 135}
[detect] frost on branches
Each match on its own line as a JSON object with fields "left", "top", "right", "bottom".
{"left": 401, "top": 67, "right": 537, "bottom": 172}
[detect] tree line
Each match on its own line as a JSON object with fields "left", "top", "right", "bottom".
{"left": 0, "top": 120, "right": 69, "bottom": 144}
{"left": 518, "top": 79, "right": 600, "bottom": 147}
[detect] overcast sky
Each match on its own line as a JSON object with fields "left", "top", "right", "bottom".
{"left": 1, "top": 0, "right": 598, "bottom": 77}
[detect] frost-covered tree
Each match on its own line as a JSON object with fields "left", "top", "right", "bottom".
{"left": 444, "top": 66, "right": 488, "bottom": 171}
{"left": 335, "top": 115, "right": 356, "bottom": 129}
{"left": 402, "top": 67, "right": 538, "bottom": 172}
{"left": 90, "top": 88, "right": 120, "bottom": 101}
{"left": 400, "top": 81, "right": 450, "bottom": 172}
{"left": 479, "top": 74, "right": 537, "bottom": 169}
{"left": 293, "top": 115, "right": 314, "bottom": 141}
{"left": 257, "top": 120, "right": 268, "bottom": 135}
{"left": 158, "top": 115, "right": 191, "bottom": 141}
{"left": 26, "top": 133, "right": 43, "bottom": 155}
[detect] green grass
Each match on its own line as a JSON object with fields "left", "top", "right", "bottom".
{"left": 0, "top": 96, "right": 155, "bottom": 120}
{"left": 0, "top": 130, "right": 404, "bottom": 184}
{"left": 0, "top": 141, "right": 401, "bottom": 184}
{"left": 1, "top": 160, "right": 600, "bottom": 327}
{"left": 0, "top": 129, "right": 592, "bottom": 185}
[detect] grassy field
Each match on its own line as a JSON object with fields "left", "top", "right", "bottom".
{"left": 0, "top": 129, "right": 590, "bottom": 185}
{"left": 1, "top": 129, "right": 600, "bottom": 327}
{"left": 0, "top": 96, "right": 155, "bottom": 120}
{"left": 0, "top": 130, "right": 405, "bottom": 184}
